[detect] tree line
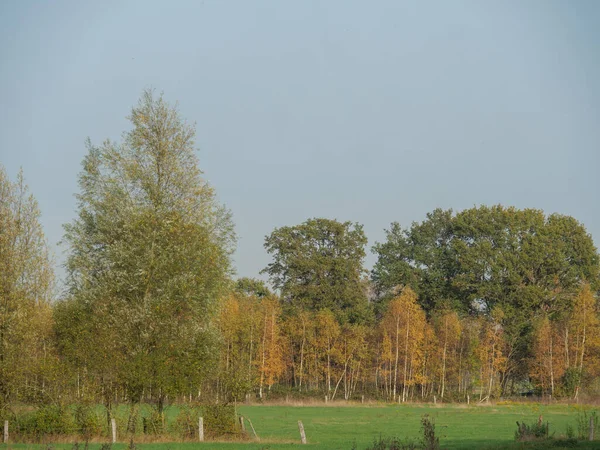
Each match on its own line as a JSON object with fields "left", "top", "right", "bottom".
{"left": 1, "top": 91, "right": 599, "bottom": 421}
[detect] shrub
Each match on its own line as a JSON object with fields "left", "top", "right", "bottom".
{"left": 141, "top": 407, "right": 164, "bottom": 435}
{"left": 16, "top": 405, "right": 75, "bottom": 439}
{"left": 125, "top": 404, "right": 139, "bottom": 435}
{"left": 71, "top": 441, "right": 89, "bottom": 450}
{"left": 202, "top": 404, "right": 237, "bottom": 438}
{"left": 127, "top": 437, "right": 137, "bottom": 450}
{"left": 575, "top": 409, "right": 598, "bottom": 440}
{"left": 565, "top": 423, "right": 575, "bottom": 440}
{"left": 173, "top": 405, "right": 201, "bottom": 439}
{"left": 364, "top": 435, "right": 418, "bottom": 450}
{"left": 74, "top": 404, "right": 103, "bottom": 439}
{"left": 421, "top": 414, "right": 440, "bottom": 450}
{"left": 515, "top": 419, "right": 550, "bottom": 441}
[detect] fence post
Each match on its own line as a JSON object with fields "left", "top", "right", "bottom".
{"left": 590, "top": 416, "right": 594, "bottom": 441}
{"left": 3, "top": 420, "right": 8, "bottom": 443}
{"left": 298, "top": 420, "right": 307, "bottom": 444}
{"left": 199, "top": 417, "right": 204, "bottom": 442}
{"left": 239, "top": 415, "right": 246, "bottom": 432}
{"left": 247, "top": 417, "right": 259, "bottom": 440}
{"left": 111, "top": 418, "right": 117, "bottom": 443}
{"left": 361, "top": 395, "right": 364, "bottom": 404}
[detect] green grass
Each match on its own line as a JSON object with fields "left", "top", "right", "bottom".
{"left": 4, "top": 403, "right": 600, "bottom": 449}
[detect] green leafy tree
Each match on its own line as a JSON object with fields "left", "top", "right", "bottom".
{"left": 58, "top": 90, "right": 235, "bottom": 417}
{"left": 262, "top": 218, "right": 371, "bottom": 324}
{"left": 235, "top": 277, "right": 272, "bottom": 298}
{"left": 372, "top": 205, "right": 599, "bottom": 393}
{"left": 372, "top": 209, "right": 457, "bottom": 313}
{"left": 0, "top": 166, "right": 54, "bottom": 405}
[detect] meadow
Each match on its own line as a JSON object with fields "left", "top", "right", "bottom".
{"left": 5, "top": 402, "right": 600, "bottom": 450}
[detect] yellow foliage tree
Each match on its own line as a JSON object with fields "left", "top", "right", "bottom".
{"left": 569, "top": 283, "right": 599, "bottom": 399}
{"left": 258, "top": 296, "right": 284, "bottom": 398}
{"left": 477, "top": 311, "right": 507, "bottom": 401}
{"left": 381, "top": 287, "right": 426, "bottom": 402}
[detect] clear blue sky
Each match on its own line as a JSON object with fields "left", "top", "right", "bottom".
{"left": 1, "top": 0, "right": 599, "bottom": 287}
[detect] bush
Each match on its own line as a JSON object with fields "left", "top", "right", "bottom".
{"left": 202, "top": 404, "right": 237, "bottom": 438}
{"left": 515, "top": 418, "right": 550, "bottom": 441}
{"left": 421, "top": 415, "right": 440, "bottom": 450}
{"left": 141, "top": 407, "right": 164, "bottom": 435}
{"left": 565, "top": 423, "right": 575, "bottom": 440}
{"left": 364, "top": 436, "right": 418, "bottom": 450}
{"left": 71, "top": 441, "right": 89, "bottom": 450}
{"left": 173, "top": 405, "right": 201, "bottom": 439}
{"left": 575, "top": 408, "right": 599, "bottom": 440}
{"left": 74, "top": 404, "right": 103, "bottom": 439}
{"left": 16, "top": 405, "right": 76, "bottom": 440}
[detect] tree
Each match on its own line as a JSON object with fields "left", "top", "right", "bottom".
{"left": 568, "top": 283, "right": 599, "bottom": 399}
{"left": 432, "top": 308, "right": 462, "bottom": 400}
{"left": 332, "top": 323, "right": 368, "bottom": 401}
{"left": 372, "top": 209, "right": 456, "bottom": 313}
{"left": 372, "top": 205, "right": 599, "bottom": 393}
{"left": 262, "top": 218, "right": 371, "bottom": 324}
{"left": 257, "top": 296, "right": 284, "bottom": 398}
{"left": 476, "top": 309, "right": 507, "bottom": 401}
{"left": 381, "top": 287, "right": 426, "bottom": 402}
{"left": 313, "top": 309, "right": 341, "bottom": 395}
{"left": 58, "top": 90, "right": 235, "bottom": 416}
{"left": 235, "top": 277, "right": 272, "bottom": 298}
{"left": 530, "top": 315, "right": 563, "bottom": 397}
{"left": 281, "top": 309, "right": 313, "bottom": 391}
{"left": 0, "top": 166, "right": 54, "bottom": 405}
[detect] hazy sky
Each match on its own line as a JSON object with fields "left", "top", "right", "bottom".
{"left": 1, "top": 0, "right": 599, "bottom": 287}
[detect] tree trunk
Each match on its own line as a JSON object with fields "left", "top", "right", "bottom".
{"left": 393, "top": 316, "right": 400, "bottom": 401}
{"left": 402, "top": 310, "right": 410, "bottom": 403}
{"left": 441, "top": 317, "right": 448, "bottom": 400}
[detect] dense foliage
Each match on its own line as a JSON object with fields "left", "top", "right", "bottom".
{"left": 56, "top": 90, "right": 235, "bottom": 420}
{"left": 1, "top": 91, "right": 599, "bottom": 438}
{"left": 0, "top": 167, "right": 54, "bottom": 406}
{"left": 262, "top": 218, "right": 371, "bottom": 324}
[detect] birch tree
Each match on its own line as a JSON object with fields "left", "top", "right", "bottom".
{"left": 0, "top": 166, "right": 54, "bottom": 405}
{"left": 58, "top": 90, "right": 235, "bottom": 416}
{"left": 381, "top": 287, "right": 426, "bottom": 402}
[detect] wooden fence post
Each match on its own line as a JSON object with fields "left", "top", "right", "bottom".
{"left": 590, "top": 416, "right": 594, "bottom": 441}
{"left": 3, "top": 420, "right": 8, "bottom": 443}
{"left": 239, "top": 415, "right": 246, "bottom": 432}
{"left": 111, "top": 418, "right": 117, "bottom": 443}
{"left": 199, "top": 417, "right": 204, "bottom": 442}
{"left": 298, "top": 420, "right": 307, "bottom": 444}
{"left": 247, "top": 417, "right": 259, "bottom": 440}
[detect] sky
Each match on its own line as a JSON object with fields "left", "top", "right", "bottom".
{"left": 1, "top": 0, "right": 599, "bottom": 289}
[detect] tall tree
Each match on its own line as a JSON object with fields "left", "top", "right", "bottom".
{"left": 257, "top": 296, "right": 284, "bottom": 398}
{"left": 432, "top": 308, "right": 462, "bottom": 400}
{"left": 58, "top": 90, "right": 235, "bottom": 415}
{"left": 0, "top": 166, "right": 54, "bottom": 405}
{"left": 530, "top": 314, "right": 562, "bottom": 397}
{"left": 372, "top": 205, "right": 599, "bottom": 393}
{"left": 372, "top": 209, "right": 456, "bottom": 313}
{"left": 262, "top": 218, "right": 371, "bottom": 323}
{"left": 569, "top": 283, "right": 599, "bottom": 399}
{"left": 381, "top": 287, "right": 426, "bottom": 402}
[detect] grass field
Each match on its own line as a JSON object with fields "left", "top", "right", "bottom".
{"left": 5, "top": 403, "right": 600, "bottom": 449}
